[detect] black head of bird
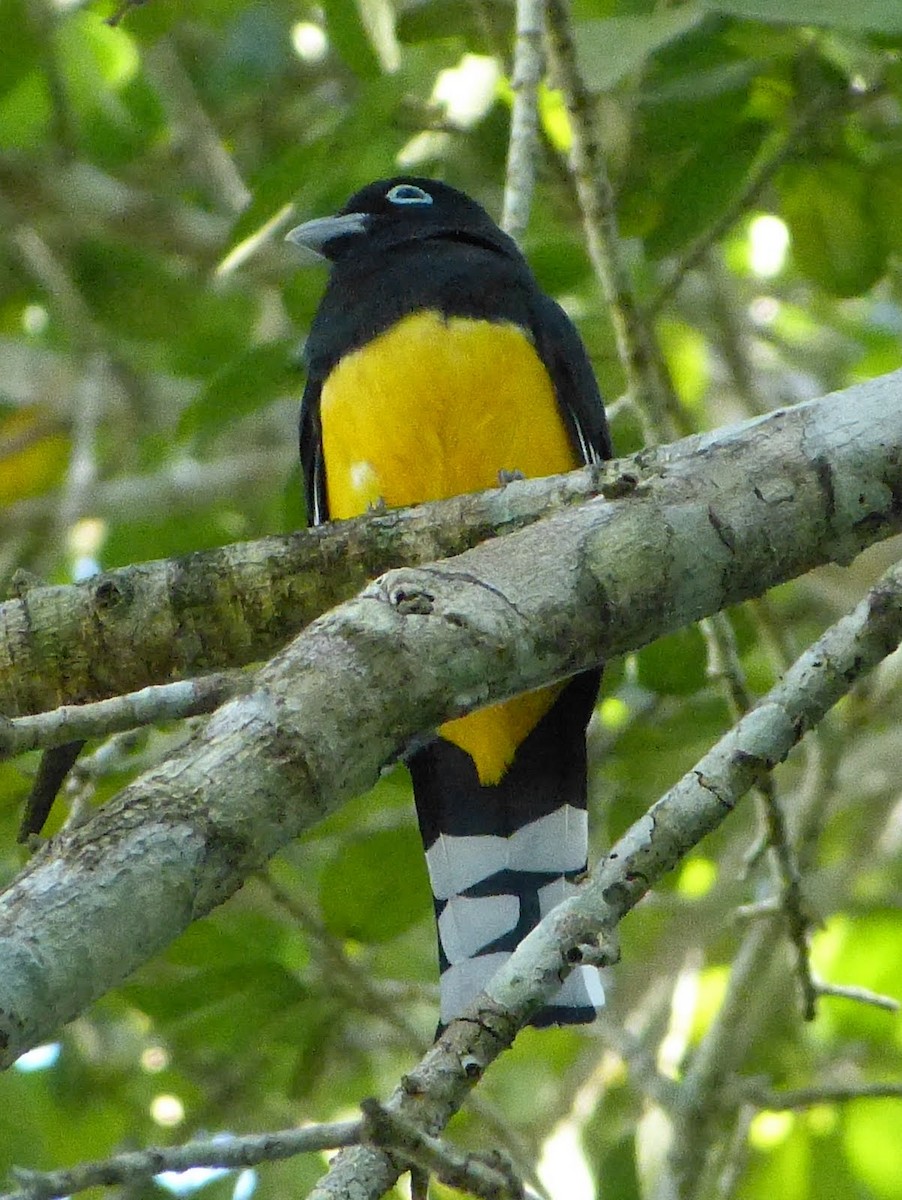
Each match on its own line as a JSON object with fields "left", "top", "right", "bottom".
{"left": 285, "top": 176, "right": 518, "bottom": 264}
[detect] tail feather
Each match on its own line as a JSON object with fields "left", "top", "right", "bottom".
{"left": 409, "top": 670, "right": 603, "bottom": 1030}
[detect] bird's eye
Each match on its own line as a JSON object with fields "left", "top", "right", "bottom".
{"left": 385, "top": 184, "right": 433, "bottom": 206}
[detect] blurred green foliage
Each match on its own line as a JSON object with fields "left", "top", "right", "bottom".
{"left": 2, "top": 0, "right": 902, "bottom": 1197}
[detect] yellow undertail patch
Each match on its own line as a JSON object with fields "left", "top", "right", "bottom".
{"left": 439, "top": 686, "right": 565, "bottom": 785}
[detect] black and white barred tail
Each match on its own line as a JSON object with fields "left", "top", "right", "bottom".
{"left": 408, "top": 671, "right": 604, "bottom": 1030}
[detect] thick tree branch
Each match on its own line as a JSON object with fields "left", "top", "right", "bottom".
{"left": 1, "top": 455, "right": 608, "bottom": 718}
{"left": 3, "top": 374, "right": 901, "bottom": 720}
{"left": 0, "top": 374, "right": 900, "bottom": 1068}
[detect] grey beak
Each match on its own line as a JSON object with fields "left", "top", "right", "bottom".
{"left": 284, "top": 211, "right": 369, "bottom": 257}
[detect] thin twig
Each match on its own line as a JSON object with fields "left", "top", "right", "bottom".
{"left": 143, "top": 40, "right": 250, "bottom": 215}
{"left": 311, "top": 556, "right": 902, "bottom": 1200}
{"left": 502, "top": 0, "right": 545, "bottom": 240}
{"left": 701, "top": 251, "right": 769, "bottom": 417}
{"left": 747, "top": 1081, "right": 902, "bottom": 1110}
{"left": 2, "top": 450, "right": 295, "bottom": 535}
{"left": 647, "top": 83, "right": 886, "bottom": 317}
{"left": 105, "top": 0, "right": 148, "bottom": 27}
{"left": 713, "top": 1105, "right": 755, "bottom": 1200}
{"left": 259, "top": 875, "right": 429, "bottom": 1053}
{"left": 669, "top": 924, "right": 784, "bottom": 1198}
{"left": 815, "top": 982, "right": 899, "bottom": 1012}
{"left": 543, "top": 0, "right": 683, "bottom": 442}
{"left": 11, "top": 229, "right": 101, "bottom": 353}
{"left": 265, "top": 868, "right": 548, "bottom": 1191}
{"left": 59, "top": 355, "right": 103, "bottom": 537}
{"left": 17, "top": 740, "right": 85, "bottom": 842}
{"left": 8, "top": 225, "right": 148, "bottom": 489}
{"left": 1, "top": 673, "right": 247, "bottom": 760}
{"left": 1, "top": 1122, "right": 362, "bottom": 1200}
{"left": 361, "top": 1100, "right": 525, "bottom": 1200}
{"left": 700, "top": 611, "right": 818, "bottom": 1020}
{"left": 410, "top": 1166, "right": 430, "bottom": 1200}
{"left": 592, "top": 1010, "right": 680, "bottom": 1110}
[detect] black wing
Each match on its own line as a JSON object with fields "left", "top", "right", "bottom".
{"left": 299, "top": 377, "right": 328, "bottom": 526}
{"left": 530, "top": 292, "right": 612, "bottom": 465}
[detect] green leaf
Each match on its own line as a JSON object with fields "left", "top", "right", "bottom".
{"left": 811, "top": 911, "right": 902, "bottom": 1041}
{"left": 179, "top": 339, "right": 297, "bottom": 443}
{"left": 636, "top": 626, "right": 708, "bottom": 696}
{"left": 124, "top": 961, "right": 307, "bottom": 1052}
{"left": 70, "top": 239, "right": 254, "bottom": 373}
{"left": 321, "top": 0, "right": 382, "bottom": 78}
{"left": 0, "top": 0, "right": 41, "bottom": 99}
{"left": 0, "top": 70, "right": 50, "bottom": 151}
{"left": 870, "top": 155, "right": 902, "bottom": 255}
{"left": 227, "top": 72, "right": 408, "bottom": 259}
{"left": 702, "top": 0, "right": 902, "bottom": 34}
{"left": 56, "top": 12, "right": 140, "bottom": 92}
{"left": 52, "top": 12, "right": 152, "bottom": 165}
{"left": 641, "top": 19, "right": 760, "bottom": 124}
{"left": 164, "top": 910, "right": 307, "bottom": 971}
{"left": 779, "top": 159, "right": 888, "bottom": 297}
{"left": 586, "top": 1134, "right": 642, "bottom": 1200}
{"left": 739, "top": 1123, "right": 811, "bottom": 1200}
{"left": 320, "top": 825, "right": 431, "bottom": 943}
{"left": 659, "top": 318, "right": 710, "bottom": 410}
{"left": 576, "top": 8, "right": 708, "bottom": 91}
{"left": 397, "top": 0, "right": 512, "bottom": 48}
{"left": 606, "top": 695, "right": 730, "bottom": 837}
{"left": 645, "top": 121, "right": 768, "bottom": 258}
{"left": 843, "top": 1102, "right": 902, "bottom": 1200}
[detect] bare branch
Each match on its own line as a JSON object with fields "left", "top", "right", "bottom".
{"left": 143, "top": 40, "right": 250, "bottom": 215}
{"left": 361, "top": 1100, "right": 525, "bottom": 1200}
{"left": 665, "top": 563, "right": 902, "bottom": 1195}
{"left": 502, "top": 0, "right": 545, "bottom": 241}
{"left": 816, "top": 981, "right": 900, "bottom": 1012}
{"left": 747, "top": 1081, "right": 902, "bottom": 1110}
{"left": 1, "top": 453, "right": 609, "bottom": 718}
{"left": 1, "top": 672, "right": 245, "bottom": 760}
{"left": 3, "top": 376, "right": 901, "bottom": 719}
{"left": 544, "top": 0, "right": 682, "bottom": 442}
{"left": 701, "top": 612, "right": 817, "bottom": 1019}
{"left": 1, "top": 1121, "right": 362, "bottom": 1200}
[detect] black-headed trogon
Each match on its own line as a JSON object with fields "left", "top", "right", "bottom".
{"left": 287, "top": 178, "right": 611, "bottom": 1029}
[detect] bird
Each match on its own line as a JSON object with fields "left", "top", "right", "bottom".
{"left": 286, "top": 177, "right": 611, "bottom": 1030}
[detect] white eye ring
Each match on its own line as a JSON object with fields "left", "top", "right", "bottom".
{"left": 386, "top": 184, "right": 433, "bottom": 206}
